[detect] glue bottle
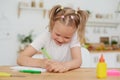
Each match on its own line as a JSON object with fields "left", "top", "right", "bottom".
{"left": 96, "top": 54, "right": 107, "bottom": 78}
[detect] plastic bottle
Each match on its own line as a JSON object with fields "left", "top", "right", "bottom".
{"left": 96, "top": 54, "right": 107, "bottom": 78}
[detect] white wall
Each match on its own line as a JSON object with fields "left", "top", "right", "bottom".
{"left": 0, "top": 0, "right": 120, "bottom": 65}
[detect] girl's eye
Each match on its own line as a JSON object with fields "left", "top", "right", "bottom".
{"left": 56, "top": 33, "right": 60, "bottom": 36}
{"left": 65, "top": 37, "right": 70, "bottom": 39}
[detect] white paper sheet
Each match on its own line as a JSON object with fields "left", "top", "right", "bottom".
{"left": 10, "top": 66, "right": 46, "bottom": 72}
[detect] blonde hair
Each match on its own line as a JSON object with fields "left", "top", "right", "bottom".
{"left": 49, "top": 5, "right": 88, "bottom": 44}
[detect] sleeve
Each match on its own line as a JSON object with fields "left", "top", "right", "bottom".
{"left": 70, "top": 32, "right": 81, "bottom": 48}
{"left": 30, "top": 32, "right": 49, "bottom": 51}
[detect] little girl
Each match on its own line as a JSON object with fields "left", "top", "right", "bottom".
{"left": 17, "top": 5, "right": 88, "bottom": 73}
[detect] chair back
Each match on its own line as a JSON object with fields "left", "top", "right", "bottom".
{"left": 80, "top": 47, "right": 91, "bottom": 68}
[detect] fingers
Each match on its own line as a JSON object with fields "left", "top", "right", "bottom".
{"left": 46, "top": 61, "right": 57, "bottom": 72}
{"left": 43, "top": 60, "right": 69, "bottom": 73}
{"left": 46, "top": 62, "right": 69, "bottom": 73}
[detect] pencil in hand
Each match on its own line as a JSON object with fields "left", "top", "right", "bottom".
{"left": 41, "top": 48, "right": 52, "bottom": 59}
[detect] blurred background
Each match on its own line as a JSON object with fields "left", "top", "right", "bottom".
{"left": 0, "top": 0, "right": 120, "bottom": 67}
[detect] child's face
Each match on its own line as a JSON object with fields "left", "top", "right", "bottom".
{"left": 51, "top": 21, "right": 76, "bottom": 46}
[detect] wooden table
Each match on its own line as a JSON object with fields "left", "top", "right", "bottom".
{"left": 0, "top": 66, "right": 120, "bottom": 80}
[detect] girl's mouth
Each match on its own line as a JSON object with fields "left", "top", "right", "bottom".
{"left": 54, "top": 40, "right": 62, "bottom": 46}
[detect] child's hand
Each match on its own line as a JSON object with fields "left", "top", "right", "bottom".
{"left": 45, "top": 60, "right": 69, "bottom": 73}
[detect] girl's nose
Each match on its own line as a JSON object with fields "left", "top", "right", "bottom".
{"left": 58, "top": 37, "right": 64, "bottom": 42}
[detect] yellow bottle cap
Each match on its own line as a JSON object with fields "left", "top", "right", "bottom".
{"left": 99, "top": 54, "right": 105, "bottom": 62}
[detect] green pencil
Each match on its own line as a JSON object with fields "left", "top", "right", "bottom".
{"left": 20, "top": 70, "right": 41, "bottom": 74}
{"left": 41, "top": 48, "right": 52, "bottom": 59}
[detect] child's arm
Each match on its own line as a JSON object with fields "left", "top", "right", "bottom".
{"left": 45, "top": 46, "right": 82, "bottom": 73}
{"left": 66, "top": 46, "right": 82, "bottom": 69}
{"left": 17, "top": 45, "right": 50, "bottom": 68}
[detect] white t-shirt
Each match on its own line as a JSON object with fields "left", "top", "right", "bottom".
{"left": 31, "top": 30, "right": 81, "bottom": 62}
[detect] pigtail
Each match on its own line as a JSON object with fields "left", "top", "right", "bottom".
{"left": 49, "top": 5, "right": 61, "bottom": 31}
{"left": 77, "top": 9, "right": 89, "bottom": 45}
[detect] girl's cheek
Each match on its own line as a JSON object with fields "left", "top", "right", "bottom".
{"left": 53, "top": 36, "right": 57, "bottom": 40}
{"left": 51, "top": 34, "right": 56, "bottom": 39}
{"left": 65, "top": 39, "right": 70, "bottom": 43}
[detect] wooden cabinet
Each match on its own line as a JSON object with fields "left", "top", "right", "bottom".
{"left": 89, "top": 54, "right": 100, "bottom": 67}
{"left": 115, "top": 53, "right": 120, "bottom": 68}
{"left": 89, "top": 52, "right": 120, "bottom": 68}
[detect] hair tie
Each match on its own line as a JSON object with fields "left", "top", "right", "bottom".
{"left": 70, "top": 15, "right": 74, "bottom": 19}
{"left": 61, "top": 15, "right": 65, "bottom": 19}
